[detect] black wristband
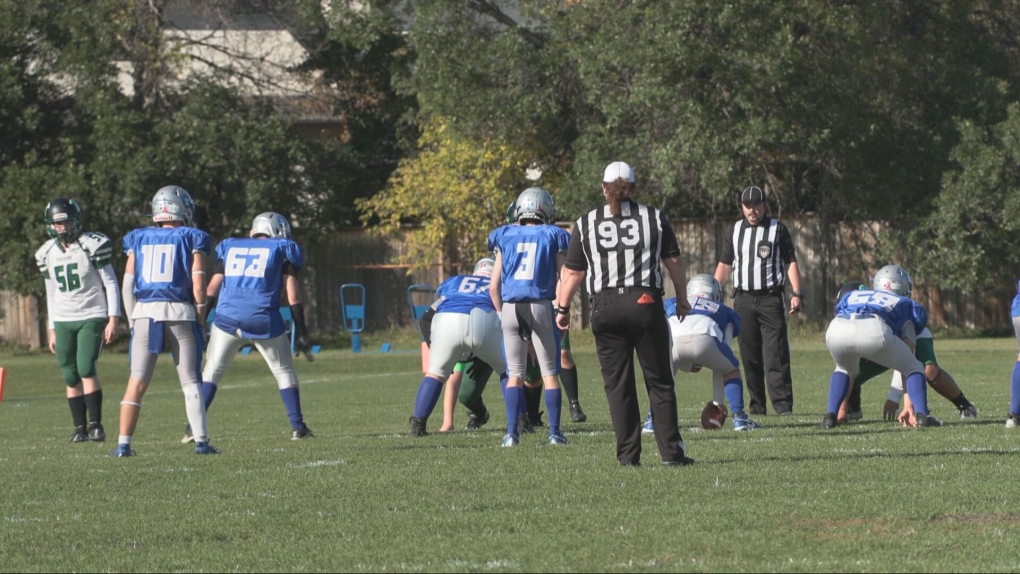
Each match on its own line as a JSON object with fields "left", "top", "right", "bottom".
{"left": 792, "top": 291, "right": 803, "bottom": 298}
{"left": 555, "top": 305, "right": 570, "bottom": 315}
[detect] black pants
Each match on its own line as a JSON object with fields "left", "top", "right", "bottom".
{"left": 590, "top": 288, "right": 684, "bottom": 466}
{"left": 734, "top": 291, "right": 793, "bottom": 414}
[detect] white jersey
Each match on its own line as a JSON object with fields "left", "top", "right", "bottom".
{"left": 35, "top": 231, "right": 120, "bottom": 325}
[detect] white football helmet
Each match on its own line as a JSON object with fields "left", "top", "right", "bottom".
{"left": 686, "top": 273, "right": 722, "bottom": 301}
{"left": 151, "top": 185, "right": 195, "bottom": 226}
{"left": 872, "top": 264, "right": 912, "bottom": 297}
{"left": 515, "top": 187, "right": 555, "bottom": 224}
{"left": 250, "top": 212, "right": 292, "bottom": 239}
{"left": 473, "top": 257, "right": 495, "bottom": 277}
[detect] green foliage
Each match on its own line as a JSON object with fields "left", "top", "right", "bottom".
{"left": 912, "top": 103, "right": 1020, "bottom": 291}
{"left": 2, "top": 337, "right": 1020, "bottom": 571}
{"left": 357, "top": 118, "right": 530, "bottom": 273}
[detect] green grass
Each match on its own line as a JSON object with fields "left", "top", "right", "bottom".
{"left": 2, "top": 335, "right": 1020, "bottom": 572}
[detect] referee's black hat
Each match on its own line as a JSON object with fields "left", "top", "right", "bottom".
{"left": 740, "top": 186, "right": 766, "bottom": 204}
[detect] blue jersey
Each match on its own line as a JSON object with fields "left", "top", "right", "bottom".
{"left": 489, "top": 224, "right": 569, "bottom": 302}
{"left": 212, "top": 237, "right": 304, "bottom": 339}
{"left": 123, "top": 226, "right": 211, "bottom": 303}
{"left": 835, "top": 289, "right": 927, "bottom": 338}
{"left": 1011, "top": 279, "right": 1020, "bottom": 318}
{"left": 665, "top": 296, "right": 741, "bottom": 338}
{"left": 435, "top": 274, "right": 495, "bottom": 314}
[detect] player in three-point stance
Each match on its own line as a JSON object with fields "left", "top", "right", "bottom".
{"left": 408, "top": 257, "right": 508, "bottom": 437}
{"left": 184, "top": 212, "right": 315, "bottom": 442}
{"left": 35, "top": 198, "right": 120, "bottom": 443}
{"left": 113, "top": 185, "right": 218, "bottom": 457}
{"left": 820, "top": 264, "right": 941, "bottom": 430}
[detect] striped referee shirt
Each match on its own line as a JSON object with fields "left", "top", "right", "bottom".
{"left": 563, "top": 199, "right": 681, "bottom": 295}
{"left": 718, "top": 217, "right": 797, "bottom": 292}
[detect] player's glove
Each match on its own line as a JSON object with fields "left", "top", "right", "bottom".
{"left": 418, "top": 307, "right": 436, "bottom": 347}
{"left": 290, "top": 303, "right": 314, "bottom": 362}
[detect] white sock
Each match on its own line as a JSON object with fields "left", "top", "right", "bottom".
{"left": 118, "top": 435, "right": 132, "bottom": 445}
{"left": 183, "top": 384, "right": 208, "bottom": 442}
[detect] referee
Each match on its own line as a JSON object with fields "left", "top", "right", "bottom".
{"left": 714, "top": 185, "right": 802, "bottom": 416}
{"left": 555, "top": 161, "right": 694, "bottom": 467}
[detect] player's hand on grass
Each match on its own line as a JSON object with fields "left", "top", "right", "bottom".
{"left": 883, "top": 400, "right": 900, "bottom": 421}
{"left": 897, "top": 406, "right": 917, "bottom": 427}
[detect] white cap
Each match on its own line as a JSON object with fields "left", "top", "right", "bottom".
{"left": 603, "top": 161, "right": 635, "bottom": 183}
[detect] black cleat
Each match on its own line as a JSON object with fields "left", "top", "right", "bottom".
{"left": 819, "top": 413, "right": 838, "bottom": 429}
{"left": 518, "top": 414, "right": 535, "bottom": 434}
{"left": 527, "top": 410, "right": 546, "bottom": 428}
{"left": 70, "top": 425, "right": 89, "bottom": 443}
{"left": 569, "top": 401, "right": 587, "bottom": 423}
{"left": 292, "top": 426, "right": 315, "bottom": 440}
{"left": 958, "top": 404, "right": 978, "bottom": 419}
{"left": 916, "top": 413, "right": 943, "bottom": 428}
{"left": 87, "top": 422, "right": 106, "bottom": 442}
{"left": 408, "top": 416, "right": 429, "bottom": 437}
{"left": 465, "top": 408, "right": 490, "bottom": 430}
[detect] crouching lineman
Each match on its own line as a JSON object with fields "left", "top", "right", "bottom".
{"left": 186, "top": 212, "right": 314, "bottom": 442}
{"left": 668, "top": 274, "right": 761, "bottom": 431}
{"left": 408, "top": 257, "right": 508, "bottom": 436}
{"left": 836, "top": 279, "right": 977, "bottom": 423}
{"left": 115, "top": 185, "right": 217, "bottom": 457}
{"left": 820, "top": 264, "right": 941, "bottom": 429}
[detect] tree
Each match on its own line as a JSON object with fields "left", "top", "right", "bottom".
{"left": 357, "top": 118, "right": 531, "bottom": 275}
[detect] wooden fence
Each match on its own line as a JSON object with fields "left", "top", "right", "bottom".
{"left": 2, "top": 217, "right": 1012, "bottom": 347}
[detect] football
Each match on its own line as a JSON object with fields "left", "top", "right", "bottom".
{"left": 700, "top": 401, "right": 728, "bottom": 430}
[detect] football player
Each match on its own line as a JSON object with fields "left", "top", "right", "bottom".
{"left": 833, "top": 278, "right": 977, "bottom": 423}
{"left": 820, "top": 264, "right": 941, "bottom": 430}
{"left": 668, "top": 274, "right": 761, "bottom": 431}
{"left": 408, "top": 257, "right": 508, "bottom": 436}
{"left": 1008, "top": 279, "right": 1020, "bottom": 428}
{"left": 113, "top": 185, "right": 218, "bottom": 457}
{"left": 35, "top": 198, "right": 120, "bottom": 443}
{"left": 489, "top": 187, "right": 571, "bottom": 447}
{"left": 182, "top": 212, "right": 314, "bottom": 443}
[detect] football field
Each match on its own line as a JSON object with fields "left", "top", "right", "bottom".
{"left": 1, "top": 334, "right": 1019, "bottom": 572}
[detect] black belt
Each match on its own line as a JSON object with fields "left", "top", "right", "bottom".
{"left": 735, "top": 287, "right": 783, "bottom": 296}
{"left": 599, "top": 286, "right": 661, "bottom": 295}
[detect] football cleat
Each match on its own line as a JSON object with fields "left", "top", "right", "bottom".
{"left": 518, "top": 414, "right": 535, "bottom": 434}
{"left": 732, "top": 412, "right": 761, "bottom": 431}
{"left": 408, "top": 416, "right": 429, "bottom": 437}
{"left": 86, "top": 422, "right": 106, "bottom": 442}
{"left": 664, "top": 440, "right": 695, "bottom": 466}
{"left": 958, "top": 404, "right": 978, "bottom": 420}
{"left": 641, "top": 414, "right": 654, "bottom": 435}
{"left": 180, "top": 424, "right": 195, "bottom": 444}
{"left": 111, "top": 443, "right": 135, "bottom": 457}
{"left": 501, "top": 433, "right": 519, "bottom": 448}
{"left": 527, "top": 411, "right": 546, "bottom": 428}
{"left": 547, "top": 433, "right": 569, "bottom": 445}
{"left": 819, "top": 413, "right": 838, "bottom": 429}
{"left": 916, "top": 413, "right": 943, "bottom": 428}
{"left": 569, "top": 400, "right": 587, "bottom": 423}
{"left": 1006, "top": 413, "right": 1020, "bottom": 428}
{"left": 465, "top": 408, "right": 490, "bottom": 430}
{"left": 292, "top": 427, "right": 315, "bottom": 440}
{"left": 194, "top": 441, "right": 220, "bottom": 454}
{"left": 846, "top": 409, "right": 864, "bottom": 422}
{"left": 70, "top": 425, "right": 89, "bottom": 443}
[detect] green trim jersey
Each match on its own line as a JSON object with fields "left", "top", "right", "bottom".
{"left": 35, "top": 231, "right": 119, "bottom": 324}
